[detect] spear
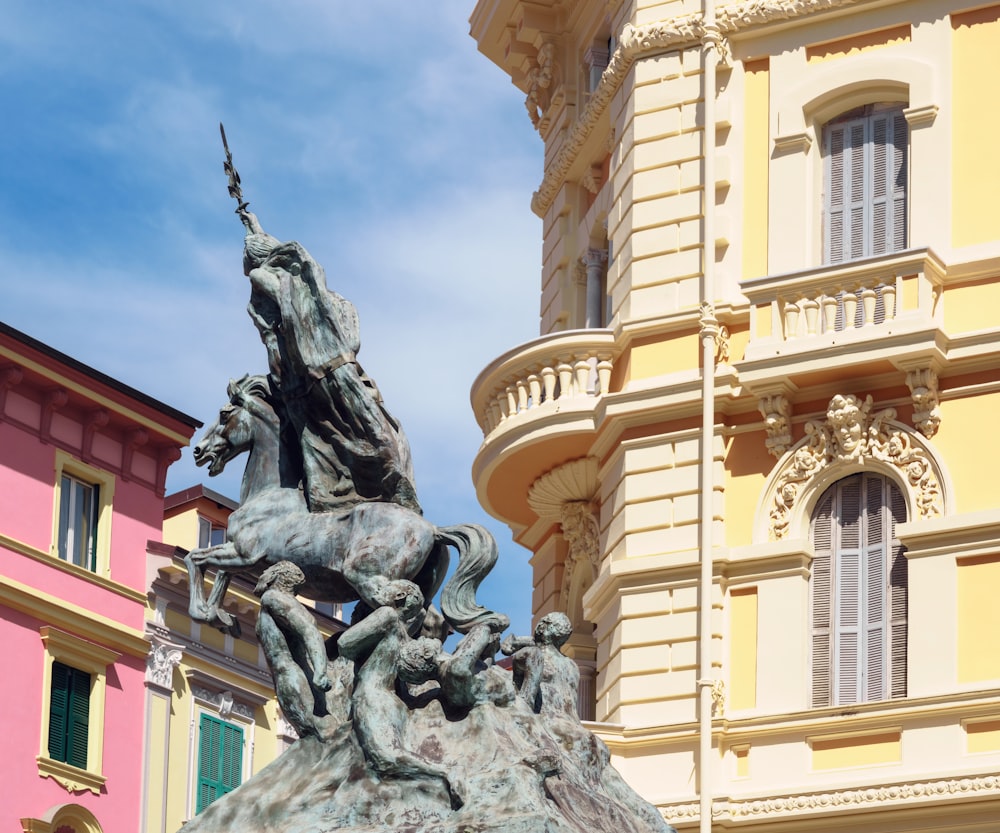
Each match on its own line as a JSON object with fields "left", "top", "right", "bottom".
{"left": 220, "top": 122, "right": 249, "bottom": 213}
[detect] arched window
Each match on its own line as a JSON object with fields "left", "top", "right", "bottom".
{"left": 823, "top": 103, "right": 908, "bottom": 264}
{"left": 810, "top": 472, "right": 908, "bottom": 707}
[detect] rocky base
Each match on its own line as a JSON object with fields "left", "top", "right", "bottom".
{"left": 182, "top": 695, "right": 671, "bottom": 833}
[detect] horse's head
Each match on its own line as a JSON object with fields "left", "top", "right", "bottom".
{"left": 193, "top": 375, "right": 277, "bottom": 477}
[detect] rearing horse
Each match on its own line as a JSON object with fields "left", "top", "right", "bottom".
{"left": 184, "top": 375, "right": 508, "bottom": 637}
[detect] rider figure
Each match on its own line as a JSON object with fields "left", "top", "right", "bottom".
{"left": 238, "top": 206, "right": 420, "bottom": 515}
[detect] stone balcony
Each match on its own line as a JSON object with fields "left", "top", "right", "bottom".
{"left": 736, "top": 248, "right": 947, "bottom": 395}
{"left": 471, "top": 329, "right": 618, "bottom": 440}
{"left": 470, "top": 329, "right": 618, "bottom": 528}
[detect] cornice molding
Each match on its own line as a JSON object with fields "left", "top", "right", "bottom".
{"left": 661, "top": 773, "right": 1000, "bottom": 822}
{"left": 531, "top": 0, "right": 865, "bottom": 217}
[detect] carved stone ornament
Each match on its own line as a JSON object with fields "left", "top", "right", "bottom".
{"left": 192, "top": 686, "right": 254, "bottom": 721}
{"left": 528, "top": 458, "right": 601, "bottom": 614}
{"left": 524, "top": 41, "right": 559, "bottom": 130}
{"left": 145, "top": 637, "right": 183, "bottom": 691}
{"left": 759, "top": 394, "right": 792, "bottom": 457}
{"left": 769, "top": 394, "right": 942, "bottom": 540}
{"left": 558, "top": 500, "right": 601, "bottom": 609}
{"left": 580, "top": 164, "right": 603, "bottom": 195}
{"left": 906, "top": 367, "right": 941, "bottom": 438}
{"left": 664, "top": 773, "right": 1000, "bottom": 822}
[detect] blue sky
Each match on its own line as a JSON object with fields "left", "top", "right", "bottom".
{"left": 1, "top": 1, "right": 542, "bottom": 637}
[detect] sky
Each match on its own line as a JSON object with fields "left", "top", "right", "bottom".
{"left": 1, "top": 1, "right": 543, "bottom": 638}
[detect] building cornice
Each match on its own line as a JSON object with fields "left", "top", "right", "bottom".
{"left": 0, "top": 572, "right": 149, "bottom": 658}
{"left": 531, "top": 0, "right": 868, "bottom": 217}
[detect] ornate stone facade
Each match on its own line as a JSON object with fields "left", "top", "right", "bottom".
{"left": 769, "top": 394, "right": 942, "bottom": 539}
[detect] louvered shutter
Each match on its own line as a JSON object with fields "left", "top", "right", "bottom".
{"left": 834, "top": 475, "right": 864, "bottom": 705}
{"left": 48, "top": 662, "right": 70, "bottom": 762}
{"left": 48, "top": 662, "right": 90, "bottom": 768}
{"left": 824, "top": 105, "right": 908, "bottom": 265}
{"left": 888, "top": 482, "right": 908, "bottom": 698}
{"left": 826, "top": 125, "right": 846, "bottom": 263}
{"left": 197, "top": 714, "right": 243, "bottom": 814}
{"left": 811, "top": 491, "right": 835, "bottom": 707}
{"left": 864, "top": 474, "right": 888, "bottom": 701}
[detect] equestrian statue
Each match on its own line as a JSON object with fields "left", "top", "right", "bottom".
{"left": 176, "top": 126, "right": 675, "bottom": 833}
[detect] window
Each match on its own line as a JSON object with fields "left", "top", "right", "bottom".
{"left": 824, "top": 103, "right": 908, "bottom": 264}
{"left": 198, "top": 517, "right": 227, "bottom": 549}
{"left": 58, "top": 474, "right": 98, "bottom": 570}
{"left": 196, "top": 714, "right": 244, "bottom": 813}
{"left": 52, "top": 451, "right": 115, "bottom": 577}
{"left": 38, "top": 627, "right": 118, "bottom": 794}
{"left": 48, "top": 661, "right": 91, "bottom": 769}
{"left": 811, "top": 473, "right": 908, "bottom": 707}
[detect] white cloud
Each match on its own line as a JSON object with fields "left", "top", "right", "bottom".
{"left": 0, "top": 0, "right": 542, "bottom": 637}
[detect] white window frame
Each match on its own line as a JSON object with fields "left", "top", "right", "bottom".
{"left": 51, "top": 451, "right": 115, "bottom": 578}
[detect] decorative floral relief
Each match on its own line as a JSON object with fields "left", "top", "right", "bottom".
{"left": 769, "top": 394, "right": 942, "bottom": 539}
{"left": 758, "top": 394, "right": 792, "bottom": 457}
{"left": 663, "top": 773, "right": 1000, "bottom": 821}
{"left": 559, "top": 500, "right": 600, "bottom": 610}
{"left": 145, "top": 641, "right": 183, "bottom": 690}
{"left": 906, "top": 367, "right": 941, "bottom": 438}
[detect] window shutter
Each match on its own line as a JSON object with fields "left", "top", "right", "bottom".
{"left": 221, "top": 722, "right": 244, "bottom": 791}
{"left": 863, "top": 475, "right": 887, "bottom": 701}
{"left": 826, "top": 125, "right": 846, "bottom": 264}
{"left": 197, "top": 715, "right": 222, "bottom": 813}
{"left": 824, "top": 105, "right": 908, "bottom": 264}
{"left": 48, "top": 662, "right": 70, "bottom": 762}
{"left": 48, "top": 662, "right": 90, "bottom": 768}
{"left": 834, "top": 475, "right": 863, "bottom": 705}
{"left": 811, "top": 490, "right": 835, "bottom": 707}
{"left": 67, "top": 667, "right": 91, "bottom": 769}
{"left": 197, "top": 714, "right": 243, "bottom": 814}
{"left": 888, "top": 482, "right": 908, "bottom": 698}
{"left": 891, "top": 111, "right": 908, "bottom": 253}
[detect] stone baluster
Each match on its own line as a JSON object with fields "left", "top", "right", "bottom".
{"left": 860, "top": 286, "right": 877, "bottom": 326}
{"left": 843, "top": 287, "right": 858, "bottom": 328}
{"left": 573, "top": 358, "right": 591, "bottom": 395}
{"left": 821, "top": 294, "right": 839, "bottom": 332}
{"left": 596, "top": 355, "right": 613, "bottom": 395}
{"left": 802, "top": 296, "right": 820, "bottom": 335}
{"left": 516, "top": 378, "right": 529, "bottom": 413}
{"left": 881, "top": 282, "right": 897, "bottom": 321}
{"left": 528, "top": 372, "right": 541, "bottom": 408}
{"left": 783, "top": 300, "right": 800, "bottom": 340}
{"left": 541, "top": 365, "right": 558, "bottom": 403}
{"left": 557, "top": 360, "right": 573, "bottom": 400}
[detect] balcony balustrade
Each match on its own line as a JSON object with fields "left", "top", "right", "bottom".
{"left": 471, "top": 329, "right": 617, "bottom": 439}
{"left": 739, "top": 249, "right": 945, "bottom": 386}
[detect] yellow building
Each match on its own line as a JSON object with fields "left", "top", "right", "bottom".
{"left": 470, "top": 1, "right": 1000, "bottom": 830}
{"left": 142, "top": 485, "right": 343, "bottom": 833}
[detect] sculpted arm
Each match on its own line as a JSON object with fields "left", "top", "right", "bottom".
{"left": 338, "top": 606, "right": 398, "bottom": 662}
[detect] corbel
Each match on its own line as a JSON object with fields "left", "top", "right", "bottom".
{"left": 0, "top": 365, "right": 23, "bottom": 415}
{"left": 40, "top": 388, "right": 69, "bottom": 443}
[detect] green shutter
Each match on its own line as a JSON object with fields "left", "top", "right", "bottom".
{"left": 48, "top": 661, "right": 90, "bottom": 768}
{"left": 48, "top": 662, "right": 70, "bottom": 762}
{"left": 197, "top": 714, "right": 243, "bottom": 813}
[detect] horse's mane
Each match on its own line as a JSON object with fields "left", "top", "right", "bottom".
{"left": 227, "top": 374, "right": 273, "bottom": 406}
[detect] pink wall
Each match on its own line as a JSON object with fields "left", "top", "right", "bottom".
{"left": 2, "top": 606, "right": 147, "bottom": 833}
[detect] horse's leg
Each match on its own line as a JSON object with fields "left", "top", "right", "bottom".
{"left": 185, "top": 542, "right": 248, "bottom": 635}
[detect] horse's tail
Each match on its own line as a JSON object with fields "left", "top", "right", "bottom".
{"left": 436, "top": 523, "right": 510, "bottom": 634}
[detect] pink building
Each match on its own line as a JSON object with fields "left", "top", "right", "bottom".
{"left": 1, "top": 322, "right": 199, "bottom": 833}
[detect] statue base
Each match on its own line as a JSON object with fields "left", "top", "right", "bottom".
{"left": 180, "top": 698, "right": 673, "bottom": 833}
